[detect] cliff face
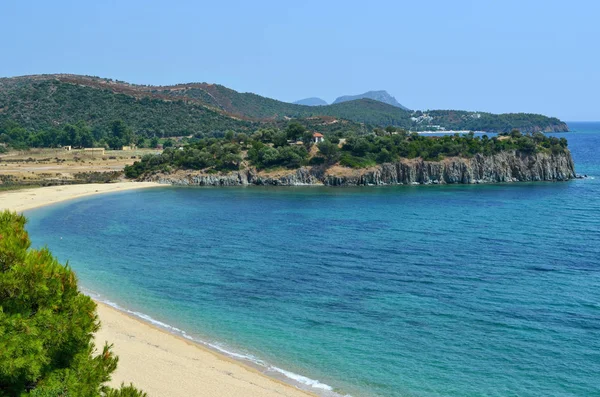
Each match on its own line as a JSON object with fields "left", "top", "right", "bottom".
{"left": 145, "top": 151, "right": 576, "bottom": 187}
{"left": 532, "top": 122, "right": 570, "bottom": 133}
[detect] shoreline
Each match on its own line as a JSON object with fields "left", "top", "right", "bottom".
{"left": 0, "top": 182, "right": 162, "bottom": 212}
{"left": 94, "top": 299, "right": 321, "bottom": 397}
{"left": 0, "top": 182, "right": 323, "bottom": 397}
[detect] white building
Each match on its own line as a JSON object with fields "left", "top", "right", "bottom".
{"left": 313, "top": 132, "right": 324, "bottom": 143}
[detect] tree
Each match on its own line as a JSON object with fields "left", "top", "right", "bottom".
{"left": 236, "top": 133, "right": 249, "bottom": 146}
{"left": 75, "top": 121, "right": 95, "bottom": 148}
{"left": 317, "top": 140, "right": 341, "bottom": 163}
{"left": 257, "top": 146, "right": 280, "bottom": 168}
{"left": 277, "top": 146, "right": 308, "bottom": 168}
{"left": 272, "top": 131, "right": 288, "bottom": 148}
{"left": 63, "top": 124, "right": 81, "bottom": 147}
{"left": 301, "top": 131, "right": 314, "bottom": 150}
{"left": 224, "top": 130, "right": 235, "bottom": 141}
{"left": 136, "top": 136, "right": 146, "bottom": 148}
{"left": 0, "top": 211, "right": 145, "bottom": 397}
{"left": 108, "top": 120, "right": 132, "bottom": 149}
{"left": 285, "top": 122, "right": 306, "bottom": 141}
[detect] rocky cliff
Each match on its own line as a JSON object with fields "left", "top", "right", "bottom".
{"left": 534, "top": 122, "right": 570, "bottom": 133}
{"left": 144, "top": 151, "right": 576, "bottom": 187}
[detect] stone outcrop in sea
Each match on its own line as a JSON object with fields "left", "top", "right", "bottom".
{"left": 144, "top": 151, "right": 576, "bottom": 187}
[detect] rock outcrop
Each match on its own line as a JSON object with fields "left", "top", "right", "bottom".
{"left": 532, "top": 123, "right": 570, "bottom": 133}
{"left": 144, "top": 151, "right": 576, "bottom": 187}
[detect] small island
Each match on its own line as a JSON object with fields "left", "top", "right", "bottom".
{"left": 125, "top": 124, "right": 576, "bottom": 186}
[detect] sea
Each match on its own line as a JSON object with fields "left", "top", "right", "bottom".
{"left": 25, "top": 122, "right": 600, "bottom": 397}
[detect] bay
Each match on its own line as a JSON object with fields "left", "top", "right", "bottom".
{"left": 26, "top": 122, "right": 600, "bottom": 396}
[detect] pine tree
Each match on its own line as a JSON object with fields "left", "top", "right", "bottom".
{"left": 0, "top": 211, "right": 145, "bottom": 397}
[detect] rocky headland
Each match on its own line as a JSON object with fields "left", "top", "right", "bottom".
{"left": 143, "top": 151, "right": 576, "bottom": 187}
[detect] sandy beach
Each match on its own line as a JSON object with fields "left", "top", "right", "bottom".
{"left": 0, "top": 182, "right": 162, "bottom": 212}
{"left": 0, "top": 183, "right": 316, "bottom": 397}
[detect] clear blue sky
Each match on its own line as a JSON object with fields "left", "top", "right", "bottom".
{"left": 2, "top": 0, "right": 598, "bottom": 120}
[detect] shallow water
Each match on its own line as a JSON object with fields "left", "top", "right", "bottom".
{"left": 26, "top": 122, "right": 600, "bottom": 396}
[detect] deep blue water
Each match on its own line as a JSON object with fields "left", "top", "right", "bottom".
{"left": 26, "top": 122, "right": 600, "bottom": 397}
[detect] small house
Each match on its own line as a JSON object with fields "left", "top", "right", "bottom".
{"left": 313, "top": 132, "right": 324, "bottom": 143}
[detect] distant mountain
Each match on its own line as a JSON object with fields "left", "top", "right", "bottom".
{"left": 293, "top": 97, "right": 328, "bottom": 106}
{"left": 333, "top": 90, "right": 409, "bottom": 111}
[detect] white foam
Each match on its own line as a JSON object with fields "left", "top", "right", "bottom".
{"left": 88, "top": 293, "right": 192, "bottom": 339}
{"left": 86, "top": 292, "right": 350, "bottom": 397}
{"left": 269, "top": 366, "right": 334, "bottom": 391}
{"left": 204, "top": 341, "right": 266, "bottom": 365}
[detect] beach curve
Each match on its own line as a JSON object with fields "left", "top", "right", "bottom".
{"left": 0, "top": 182, "right": 319, "bottom": 397}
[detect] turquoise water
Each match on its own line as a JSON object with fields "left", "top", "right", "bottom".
{"left": 26, "top": 122, "right": 600, "bottom": 397}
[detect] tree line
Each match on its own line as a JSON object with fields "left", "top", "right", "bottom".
{"left": 0, "top": 119, "right": 171, "bottom": 151}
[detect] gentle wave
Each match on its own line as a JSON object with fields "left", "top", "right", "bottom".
{"left": 86, "top": 290, "right": 346, "bottom": 397}
{"left": 268, "top": 366, "right": 334, "bottom": 391}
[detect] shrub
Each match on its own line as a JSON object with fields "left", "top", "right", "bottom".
{"left": 339, "top": 154, "right": 376, "bottom": 168}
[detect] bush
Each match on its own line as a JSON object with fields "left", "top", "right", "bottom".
{"left": 309, "top": 156, "right": 325, "bottom": 165}
{"left": 339, "top": 153, "right": 376, "bottom": 168}
{"left": 0, "top": 211, "right": 145, "bottom": 397}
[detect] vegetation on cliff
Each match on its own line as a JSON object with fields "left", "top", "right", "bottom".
{"left": 124, "top": 124, "right": 569, "bottom": 179}
{"left": 0, "top": 75, "right": 568, "bottom": 138}
{"left": 337, "top": 129, "right": 568, "bottom": 168}
{"left": 0, "top": 211, "right": 145, "bottom": 397}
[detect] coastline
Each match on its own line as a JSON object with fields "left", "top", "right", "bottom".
{"left": 0, "top": 182, "right": 162, "bottom": 212}
{"left": 146, "top": 150, "right": 576, "bottom": 187}
{"left": 0, "top": 182, "right": 320, "bottom": 397}
{"left": 94, "top": 300, "right": 319, "bottom": 397}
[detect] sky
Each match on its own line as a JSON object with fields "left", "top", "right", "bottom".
{"left": 2, "top": 0, "right": 598, "bottom": 120}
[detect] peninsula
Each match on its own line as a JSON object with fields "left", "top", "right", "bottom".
{"left": 126, "top": 127, "right": 576, "bottom": 186}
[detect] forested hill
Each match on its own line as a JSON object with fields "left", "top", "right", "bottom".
{"left": 0, "top": 76, "right": 254, "bottom": 136}
{"left": 333, "top": 90, "right": 409, "bottom": 110}
{"left": 0, "top": 74, "right": 568, "bottom": 136}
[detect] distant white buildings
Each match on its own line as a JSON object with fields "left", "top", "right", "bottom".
{"left": 410, "top": 114, "right": 434, "bottom": 123}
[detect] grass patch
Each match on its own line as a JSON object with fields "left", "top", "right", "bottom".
{"left": 0, "top": 184, "right": 42, "bottom": 192}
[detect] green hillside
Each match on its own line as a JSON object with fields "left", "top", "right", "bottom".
{"left": 425, "top": 110, "right": 568, "bottom": 133}
{"left": 0, "top": 78, "right": 254, "bottom": 137}
{"left": 165, "top": 85, "right": 413, "bottom": 126}
{"left": 0, "top": 75, "right": 569, "bottom": 136}
{"left": 313, "top": 99, "right": 412, "bottom": 126}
